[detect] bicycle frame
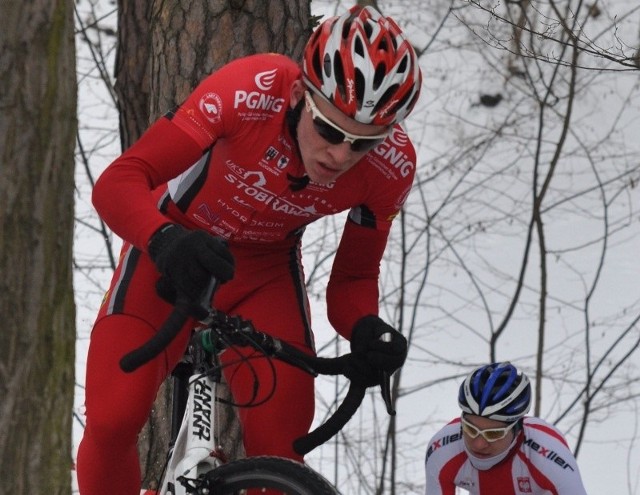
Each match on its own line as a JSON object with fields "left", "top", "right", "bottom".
{"left": 159, "top": 369, "right": 221, "bottom": 495}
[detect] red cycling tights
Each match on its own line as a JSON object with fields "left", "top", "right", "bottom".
{"left": 77, "top": 243, "right": 316, "bottom": 494}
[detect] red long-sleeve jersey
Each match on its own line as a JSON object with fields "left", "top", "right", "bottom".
{"left": 93, "top": 53, "right": 417, "bottom": 337}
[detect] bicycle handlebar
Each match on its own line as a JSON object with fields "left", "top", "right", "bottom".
{"left": 295, "top": 383, "right": 366, "bottom": 455}
{"left": 119, "top": 293, "right": 396, "bottom": 454}
{"left": 120, "top": 279, "right": 218, "bottom": 373}
{"left": 120, "top": 300, "right": 191, "bottom": 373}
{"left": 268, "top": 342, "right": 371, "bottom": 455}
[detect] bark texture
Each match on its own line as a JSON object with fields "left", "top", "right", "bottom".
{"left": 149, "top": 0, "right": 311, "bottom": 116}
{"left": 0, "top": 0, "right": 77, "bottom": 492}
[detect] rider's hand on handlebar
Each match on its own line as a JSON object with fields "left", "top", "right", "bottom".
{"left": 350, "top": 315, "right": 408, "bottom": 375}
{"left": 148, "top": 224, "right": 235, "bottom": 305}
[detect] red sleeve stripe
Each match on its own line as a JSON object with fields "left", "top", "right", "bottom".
{"left": 526, "top": 422, "right": 569, "bottom": 448}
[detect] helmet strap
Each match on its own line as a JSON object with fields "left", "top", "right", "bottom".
{"left": 285, "top": 99, "right": 308, "bottom": 191}
{"left": 285, "top": 98, "right": 304, "bottom": 155}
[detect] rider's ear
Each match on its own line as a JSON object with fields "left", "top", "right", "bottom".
{"left": 290, "top": 80, "right": 305, "bottom": 108}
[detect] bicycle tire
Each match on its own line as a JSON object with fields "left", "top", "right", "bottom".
{"left": 203, "top": 456, "right": 339, "bottom": 494}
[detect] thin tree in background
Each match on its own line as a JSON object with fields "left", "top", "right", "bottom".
{"left": 0, "top": 0, "right": 77, "bottom": 492}
{"left": 379, "top": 1, "right": 640, "bottom": 492}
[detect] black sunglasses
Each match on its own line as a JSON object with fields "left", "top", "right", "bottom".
{"left": 304, "top": 91, "right": 389, "bottom": 152}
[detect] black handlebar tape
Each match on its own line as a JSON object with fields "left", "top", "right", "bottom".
{"left": 275, "top": 341, "right": 349, "bottom": 376}
{"left": 120, "top": 305, "right": 190, "bottom": 373}
{"left": 380, "top": 370, "right": 396, "bottom": 415}
{"left": 292, "top": 384, "right": 366, "bottom": 456}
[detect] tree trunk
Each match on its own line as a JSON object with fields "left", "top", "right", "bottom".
{"left": 114, "top": 0, "right": 311, "bottom": 486}
{"left": 115, "top": 0, "right": 151, "bottom": 150}
{"left": 148, "top": 0, "right": 311, "bottom": 113}
{"left": 0, "top": 0, "right": 77, "bottom": 493}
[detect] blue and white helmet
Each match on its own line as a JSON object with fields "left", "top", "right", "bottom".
{"left": 458, "top": 362, "right": 531, "bottom": 422}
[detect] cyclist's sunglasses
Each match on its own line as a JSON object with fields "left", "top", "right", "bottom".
{"left": 460, "top": 415, "right": 518, "bottom": 443}
{"left": 304, "top": 91, "right": 389, "bottom": 152}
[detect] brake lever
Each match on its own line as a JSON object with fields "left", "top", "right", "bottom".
{"left": 195, "top": 278, "right": 219, "bottom": 325}
{"left": 380, "top": 370, "right": 396, "bottom": 415}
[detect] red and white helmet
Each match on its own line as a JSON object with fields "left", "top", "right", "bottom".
{"left": 302, "top": 6, "right": 422, "bottom": 126}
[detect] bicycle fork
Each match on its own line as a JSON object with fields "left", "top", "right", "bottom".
{"left": 160, "top": 371, "right": 222, "bottom": 495}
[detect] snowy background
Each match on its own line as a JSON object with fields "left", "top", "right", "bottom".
{"left": 72, "top": 1, "right": 640, "bottom": 493}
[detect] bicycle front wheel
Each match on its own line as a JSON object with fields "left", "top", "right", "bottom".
{"left": 203, "top": 456, "right": 338, "bottom": 494}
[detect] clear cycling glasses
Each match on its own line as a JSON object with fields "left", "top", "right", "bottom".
{"left": 460, "top": 415, "right": 518, "bottom": 443}
{"left": 304, "top": 91, "right": 389, "bottom": 152}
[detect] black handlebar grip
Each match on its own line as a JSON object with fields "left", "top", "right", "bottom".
{"left": 274, "top": 341, "right": 349, "bottom": 377}
{"left": 119, "top": 305, "right": 190, "bottom": 373}
{"left": 292, "top": 384, "right": 366, "bottom": 456}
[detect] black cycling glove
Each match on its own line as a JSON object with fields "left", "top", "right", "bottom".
{"left": 148, "top": 224, "right": 235, "bottom": 305}
{"left": 350, "top": 315, "right": 408, "bottom": 375}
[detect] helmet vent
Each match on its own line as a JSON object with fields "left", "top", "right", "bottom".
{"left": 341, "top": 19, "right": 353, "bottom": 40}
{"left": 393, "top": 87, "right": 415, "bottom": 115}
{"left": 333, "top": 53, "right": 347, "bottom": 101}
{"left": 354, "top": 37, "right": 365, "bottom": 57}
{"left": 397, "top": 54, "right": 408, "bottom": 73}
{"left": 322, "top": 52, "right": 332, "bottom": 80}
{"left": 373, "top": 64, "right": 386, "bottom": 90}
{"left": 355, "top": 70, "right": 365, "bottom": 108}
{"left": 373, "top": 84, "right": 398, "bottom": 114}
{"left": 390, "top": 34, "right": 398, "bottom": 51}
{"left": 363, "top": 20, "right": 374, "bottom": 39}
{"left": 379, "top": 37, "right": 389, "bottom": 53}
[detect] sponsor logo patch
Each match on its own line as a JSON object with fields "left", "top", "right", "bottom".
{"left": 255, "top": 68, "right": 278, "bottom": 90}
{"left": 199, "top": 92, "right": 223, "bottom": 123}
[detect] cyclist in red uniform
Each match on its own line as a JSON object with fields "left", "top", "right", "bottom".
{"left": 76, "top": 5, "right": 422, "bottom": 494}
{"left": 424, "top": 363, "right": 588, "bottom": 494}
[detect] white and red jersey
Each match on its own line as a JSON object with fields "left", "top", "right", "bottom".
{"left": 424, "top": 417, "right": 588, "bottom": 495}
